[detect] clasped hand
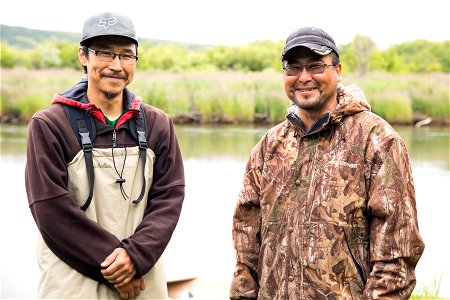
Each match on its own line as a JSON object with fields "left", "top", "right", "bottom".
{"left": 101, "top": 248, "right": 146, "bottom": 299}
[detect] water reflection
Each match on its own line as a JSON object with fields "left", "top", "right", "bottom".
{"left": 175, "top": 125, "right": 269, "bottom": 160}
{"left": 1, "top": 124, "right": 449, "bottom": 298}
{"left": 396, "top": 126, "right": 450, "bottom": 170}
{"left": 2, "top": 124, "right": 449, "bottom": 170}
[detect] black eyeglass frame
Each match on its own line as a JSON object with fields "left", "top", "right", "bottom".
{"left": 283, "top": 63, "right": 336, "bottom": 76}
{"left": 86, "top": 47, "right": 138, "bottom": 64}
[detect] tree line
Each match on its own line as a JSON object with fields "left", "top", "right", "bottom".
{"left": 1, "top": 35, "right": 448, "bottom": 74}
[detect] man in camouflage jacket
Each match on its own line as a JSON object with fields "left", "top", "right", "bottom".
{"left": 230, "top": 27, "right": 424, "bottom": 299}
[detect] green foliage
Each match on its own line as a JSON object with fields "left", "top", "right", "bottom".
{"left": 339, "top": 43, "right": 357, "bottom": 73}
{"left": 339, "top": 35, "right": 377, "bottom": 76}
{"left": 1, "top": 69, "right": 448, "bottom": 126}
{"left": 369, "top": 48, "right": 405, "bottom": 73}
{"left": 232, "top": 40, "right": 283, "bottom": 72}
{"left": 137, "top": 43, "right": 190, "bottom": 71}
{"left": 131, "top": 72, "right": 278, "bottom": 123}
{"left": 1, "top": 31, "right": 448, "bottom": 74}
{"left": 253, "top": 73, "right": 286, "bottom": 123}
{"left": 0, "top": 69, "right": 54, "bottom": 119}
{"left": 368, "top": 90, "right": 413, "bottom": 123}
{"left": 142, "top": 81, "right": 168, "bottom": 111}
{"left": 408, "top": 75, "right": 450, "bottom": 119}
{"left": 351, "top": 35, "right": 377, "bottom": 75}
{"left": 202, "top": 40, "right": 283, "bottom": 72}
{"left": 205, "top": 45, "right": 240, "bottom": 70}
{"left": 0, "top": 42, "right": 30, "bottom": 68}
{"left": 191, "top": 86, "right": 216, "bottom": 122}
{"left": 0, "top": 42, "right": 15, "bottom": 68}
{"left": 10, "top": 95, "right": 48, "bottom": 120}
{"left": 395, "top": 40, "right": 449, "bottom": 72}
{"left": 0, "top": 68, "right": 81, "bottom": 119}
{"left": 1, "top": 25, "right": 449, "bottom": 73}
{"left": 58, "top": 41, "right": 82, "bottom": 70}
{"left": 35, "top": 41, "right": 62, "bottom": 69}
{"left": 345, "top": 71, "right": 448, "bottom": 124}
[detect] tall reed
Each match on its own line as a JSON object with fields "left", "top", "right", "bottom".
{"left": 1, "top": 68, "right": 448, "bottom": 125}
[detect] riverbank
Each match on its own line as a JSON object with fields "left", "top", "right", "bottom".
{"left": 2, "top": 111, "right": 449, "bottom": 127}
{"left": 1, "top": 68, "right": 449, "bottom": 126}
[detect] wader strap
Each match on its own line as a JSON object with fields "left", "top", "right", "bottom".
{"left": 77, "top": 119, "right": 95, "bottom": 211}
{"left": 63, "top": 105, "right": 96, "bottom": 211}
{"left": 63, "top": 105, "right": 96, "bottom": 147}
{"left": 64, "top": 104, "right": 148, "bottom": 208}
{"left": 132, "top": 109, "right": 147, "bottom": 204}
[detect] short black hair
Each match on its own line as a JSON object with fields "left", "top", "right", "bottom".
{"left": 80, "top": 43, "right": 90, "bottom": 74}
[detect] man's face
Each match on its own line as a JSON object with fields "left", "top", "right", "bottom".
{"left": 79, "top": 36, "right": 137, "bottom": 99}
{"left": 283, "top": 47, "right": 341, "bottom": 114}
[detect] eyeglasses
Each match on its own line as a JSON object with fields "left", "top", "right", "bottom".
{"left": 87, "top": 48, "right": 138, "bottom": 64}
{"left": 283, "top": 63, "right": 335, "bottom": 76}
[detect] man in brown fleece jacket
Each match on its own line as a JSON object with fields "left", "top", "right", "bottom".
{"left": 25, "top": 12, "right": 184, "bottom": 299}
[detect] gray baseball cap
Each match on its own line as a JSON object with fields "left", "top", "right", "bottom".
{"left": 281, "top": 27, "right": 339, "bottom": 60}
{"left": 81, "top": 12, "right": 138, "bottom": 45}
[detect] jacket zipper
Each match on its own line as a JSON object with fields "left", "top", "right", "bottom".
{"left": 343, "top": 229, "right": 367, "bottom": 287}
{"left": 112, "top": 130, "right": 118, "bottom": 148}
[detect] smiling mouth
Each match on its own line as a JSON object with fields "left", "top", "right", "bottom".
{"left": 295, "top": 87, "right": 317, "bottom": 93}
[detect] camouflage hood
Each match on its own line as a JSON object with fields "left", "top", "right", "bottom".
{"left": 333, "top": 83, "right": 371, "bottom": 121}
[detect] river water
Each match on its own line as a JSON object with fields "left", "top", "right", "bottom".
{"left": 1, "top": 124, "right": 449, "bottom": 299}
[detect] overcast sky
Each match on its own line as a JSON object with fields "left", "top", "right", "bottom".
{"left": 1, "top": 0, "right": 448, "bottom": 48}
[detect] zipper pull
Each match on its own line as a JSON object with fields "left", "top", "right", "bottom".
{"left": 112, "top": 130, "right": 118, "bottom": 148}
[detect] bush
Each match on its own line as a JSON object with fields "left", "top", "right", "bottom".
{"left": 367, "top": 90, "right": 413, "bottom": 124}
{"left": 1, "top": 68, "right": 448, "bottom": 126}
{"left": 408, "top": 75, "right": 450, "bottom": 119}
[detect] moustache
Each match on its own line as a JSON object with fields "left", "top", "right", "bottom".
{"left": 100, "top": 72, "right": 127, "bottom": 80}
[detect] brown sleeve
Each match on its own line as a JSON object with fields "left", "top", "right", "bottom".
{"left": 25, "top": 113, "right": 121, "bottom": 284}
{"left": 363, "top": 130, "right": 425, "bottom": 298}
{"left": 230, "top": 136, "right": 266, "bottom": 299}
{"left": 119, "top": 108, "right": 185, "bottom": 277}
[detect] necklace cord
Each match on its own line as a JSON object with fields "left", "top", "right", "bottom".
{"left": 112, "top": 143, "right": 129, "bottom": 200}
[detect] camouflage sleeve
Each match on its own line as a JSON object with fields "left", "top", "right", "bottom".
{"left": 364, "top": 128, "right": 425, "bottom": 299}
{"left": 230, "top": 138, "right": 265, "bottom": 299}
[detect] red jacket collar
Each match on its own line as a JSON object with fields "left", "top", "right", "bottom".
{"left": 51, "top": 79, "right": 142, "bottom": 129}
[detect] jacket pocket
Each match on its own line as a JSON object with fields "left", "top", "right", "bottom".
{"left": 342, "top": 226, "right": 370, "bottom": 286}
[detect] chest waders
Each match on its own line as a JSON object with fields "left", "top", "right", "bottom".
{"left": 38, "top": 105, "right": 169, "bottom": 299}
{"left": 63, "top": 105, "right": 148, "bottom": 211}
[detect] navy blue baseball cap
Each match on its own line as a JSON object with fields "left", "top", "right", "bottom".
{"left": 281, "top": 27, "right": 339, "bottom": 60}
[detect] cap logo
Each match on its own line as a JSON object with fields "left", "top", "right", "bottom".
{"left": 98, "top": 17, "right": 117, "bottom": 29}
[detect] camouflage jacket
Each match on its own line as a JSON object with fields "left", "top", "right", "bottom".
{"left": 230, "top": 85, "right": 425, "bottom": 299}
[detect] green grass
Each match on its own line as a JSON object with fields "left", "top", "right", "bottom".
{"left": 344, "top": 72, "right": 449, "bottom": 124}
{"left": 1, "top": 68, "right": 448, "bottom": 125}
{"left": 411, "top": 273, "right": 446, "bottom": 299}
